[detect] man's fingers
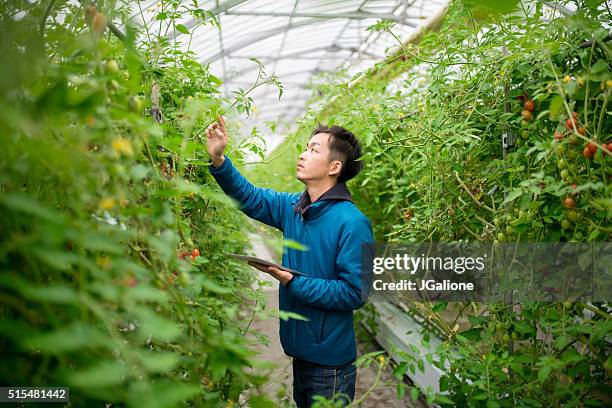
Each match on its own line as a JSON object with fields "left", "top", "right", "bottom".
{"left": 214, "top": 128, "right": 224, "bottom": 138}
{"left": 218, "top": 115, "right": 225, "bottom": 130}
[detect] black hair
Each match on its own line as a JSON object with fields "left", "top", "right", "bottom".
{"left": 311, "top": 124, "right": 363, "bottom": 183}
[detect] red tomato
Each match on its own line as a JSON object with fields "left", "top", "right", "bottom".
{"left": 577, "top": 127, "right": 585, "bottom": 136}
{"left": 583, "top": 147, "right": 594, "bottom": 159}
{"left": 563, "top": 197, "right": 575, "bottom": 208}
{"left": 566, "top": 118, "right": 575, "bottom": 129}
{"left": 553, "top": 130, "right": 564, "bottom": 141}
{"left": 192, "top": 248, "right": 200, "bottom": 258}
{"left": 521, "top": 110, "right": 532, "bottom": 121}
{"left": 586, "top": 141, "right": 598, "bottom": 154}
{"left": 92, "top": 12, "right": 107, "bottom": 34}
{"left": 523, "top": 100, "right": 535, "bottom": 112}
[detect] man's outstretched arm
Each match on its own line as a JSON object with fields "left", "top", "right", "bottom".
{"left": 206, "top": 116, "right": 291, "bottom": 230}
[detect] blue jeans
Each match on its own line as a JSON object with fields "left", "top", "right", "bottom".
{"left": 292, "top": 357, "right": 357, "bottom": 408}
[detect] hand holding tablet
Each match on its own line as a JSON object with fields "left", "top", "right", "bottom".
{"left": 225, "top": 253, "right": 307, "bottom": 276}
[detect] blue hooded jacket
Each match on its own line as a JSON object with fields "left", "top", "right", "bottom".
{"left": 209, "top": 155, "right": 373, "bottom": 366}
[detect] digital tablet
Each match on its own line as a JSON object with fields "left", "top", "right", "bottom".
{"left": 225, "top": 253, "right": 307, "bottom": 276}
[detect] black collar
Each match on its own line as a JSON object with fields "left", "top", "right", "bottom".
{"left": 293, "top": 183, "right": 353, "bottom": 214}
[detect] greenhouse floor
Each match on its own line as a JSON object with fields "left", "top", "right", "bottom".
{"left": 241, "top": 233, "right": 426, "bottom": 407}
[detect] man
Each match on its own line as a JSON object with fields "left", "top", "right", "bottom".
{"left": 206, "top": 115, "right": 373, "bottom": 408}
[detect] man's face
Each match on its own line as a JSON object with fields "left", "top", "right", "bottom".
{"left": 296, "top": 132, "right": 341, "bottom": 183}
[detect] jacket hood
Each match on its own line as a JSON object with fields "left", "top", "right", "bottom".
{"left": 292, "top": 183, "right": 353, "bottom": 220}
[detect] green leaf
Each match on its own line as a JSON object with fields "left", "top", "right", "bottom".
{"left": 198, "top": 277, "right": 232, "bottom": 294}
{"left": 538, "top": 365, "right": 552, "bottom": 382}
{"left": 175, "top": 24, "right": 190, "bottom": 35}
{"left": 133, "top": 307, "right": 182, "bottom": 342}
{"left": 23, "top": 323, "right": 110, "bottom": 354}
{"left": 432, "top": 301, "right": 448, "bottom": 313}
{"left": 591, "top": 59, "right": 607, "bottom": 75}
{"left": 282, "top": 239, "right": 309, "bottom": 251}
{"left": 125, "top": 285, "right": 170, "bottom": 303}
{"left": 22, "top": 285, "right": 78, "bottom": 304}
{"left": 278, "top": 311, "right": 309, "bottom": 322}
{"left": 67, "top": 360, "right": 129, "bottom": 388}
{"left": 127, "top": 382, "right": 200, "bottom": 408}
{"left": 140, "top": 352, "right": 180, "bottom": 374}
{"left": 410, "top": 386, "right": 419, "bottom": 402}
{"left": 79, "top": 233, "right": 123, "bottom": 254}
{"left": 31, "top": 249, "right": 79, "bottom": 271}
{"left": 548, "top": 94, "right": 564, "bottom": 120}
{"left": 130, "top": 164, "right": 150, "bottom": 180}
{"left": 503, "top": 188, "right": 523, "bottom": 203}
{"left": 434, "top": 395, "right": 455, "bottom": 404}
{"left": 248, "top": 395, "right": 276, "bottom": 408}
{"left": 0, "top": 193, "right": 65, "bottom": 223}
{"left": 396, "top": 381, "right": 406, "bottom": 399}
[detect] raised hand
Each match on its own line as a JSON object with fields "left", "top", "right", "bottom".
{"left": 206, "top": 115, "right": 227, "bottom": 167}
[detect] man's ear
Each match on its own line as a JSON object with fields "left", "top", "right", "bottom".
{"left": 328, "top": 160, "right": 342, "bottom": 177}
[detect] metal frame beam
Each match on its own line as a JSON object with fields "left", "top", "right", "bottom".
{"left": 169, "top": 0, "right": 251, "bottom": 40}
{"left": 225, "top": 10, "right": 418, "bottom": 24}
{"left": 199, "top": 18, "right": 327, "bottom": 63}
{"left": 228, "top": 45, "right": 379, "bottom": 61}
{"left": 225, "top": 68, "right": 320, "bottom": 82}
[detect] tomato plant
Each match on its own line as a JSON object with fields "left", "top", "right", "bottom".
{"left": 0, "top": 1, "right": 280, "bottom": 407}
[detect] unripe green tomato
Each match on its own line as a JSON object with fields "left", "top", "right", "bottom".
{"left": 502, "top": 334, "right": 510, "bottom": 343}
{"left": 108, "top": 79, "right": 119, "bottom": 91}
{"left": 493, "top": 217, "right": 501, "bottom": 227}
{"left": 556, "top": 144, "right": 566, "bottom": 155}
{"left": 506, "top": 225, "right": 516, "bottom": 235}
{"left": 129, "top": 95, "right": 143, "bottom": 113}
{"left": 560, "top": 169, "right": 569, "bottom": 180}
{"left": 557, "top": 159, "right": 568, "bottom": 169}
{"left": 511, "top": 332, "right": 518, "bottom": 340}
{"left": 105, "top": 59, "right": 120, "bottom": 75}
{"left": 178, "top": 272, "right": 189, "bottom": 287}
{"left": 113, "top": 164, "right": 126, "bottom": 175}
{"left": 567, "top": 210, "right": 579, "bottom": 222}
{"left": 497, "top": 232, "right": 506, "bottom": 242}
{"left": 561, "top": 219, "right": 572, "bottom": 230}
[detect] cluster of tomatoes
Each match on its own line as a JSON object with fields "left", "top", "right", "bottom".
{"left": 553, "top": 111, "right": 611, "bottom": 159}
{"left": 179, "top": 248, "right": 201, "bottom": 261}
{"left": 520, "top": 99, "right": 536, "bottom": 123}
{"left": 166, "top": 248, "right": 201, "bottom": 286}
{"left": 84, "top": 4, "right": 107, "bottom": 35}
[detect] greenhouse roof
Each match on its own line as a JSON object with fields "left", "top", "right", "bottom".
{"left": 131, "top": 0, "right": 450, "bottom": 150}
